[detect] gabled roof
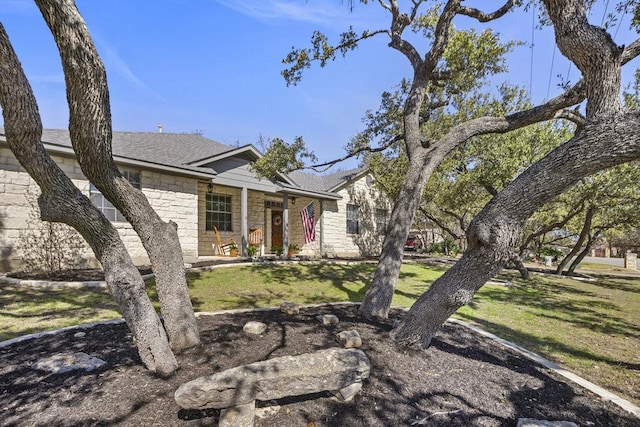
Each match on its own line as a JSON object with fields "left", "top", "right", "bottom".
{"left": 0, "top": 128, "right": 367, "bottom": 199}
{"left": 288, "top": 167, "right": 368, "bottom": 193}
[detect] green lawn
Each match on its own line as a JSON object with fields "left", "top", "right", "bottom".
{"left": 1, "top": 261, "right": 638, "bottom": 407}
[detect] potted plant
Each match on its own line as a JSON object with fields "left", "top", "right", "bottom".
{"left": 247, "top": 245, "right": 258, "bottom": 258}
{"left": 229, "top": 243, "right": 239, "bottom": 257}
{"left": 288, "top": 243, "right": 300, "bottom": 257}
{"left": 271, "top": 245, "right": 284, "bottom": 256}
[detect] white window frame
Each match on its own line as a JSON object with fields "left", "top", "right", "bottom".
{"left": 206, "top": 193, "right": 233, "bottom": 232}
{"left": 346, "top": 204, "right": 360, "bottom": 235}
{"left": 89, "top": 170, "right": 140, "bottom": 222}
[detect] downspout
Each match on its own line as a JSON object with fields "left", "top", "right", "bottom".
{"left": 241, "top": 187, "right": 248, "bottom": 256}
{"left": 319, "top": 200, "right": 324, "bottom": 258}
{"left": 283, "top": 193, "right": 289, "bottom": 253}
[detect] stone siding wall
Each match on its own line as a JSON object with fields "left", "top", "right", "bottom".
{"left": 321, "top": 174, "right": 390, "bottom": 258}
{"left": 0, "top": 148, "right": 200, "bottom": 271}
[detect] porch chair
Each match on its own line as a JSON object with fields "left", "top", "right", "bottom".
{"left": 213, "top": 226, "right": 235, "bottom": 256}
{"left": 247, "top": 227, "right": 263, "bottom": 256}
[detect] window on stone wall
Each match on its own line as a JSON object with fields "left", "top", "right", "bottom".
{"left": 346, "top": 204, "right": 360, "bottom": 234}
{"left": 89, "top": 170, "right": 140, "bottom": 222}
{"left": 206, "top": 193, "right": 232, "bottom": 232}
{"left": 376, "top": 209, "right": 388, "bottom": 234}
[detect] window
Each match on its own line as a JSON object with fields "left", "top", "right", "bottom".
{"left": 346, "top": 204, "right": 359, "bottom": 234}
{"left": 376, "top": 209, "right": 388, "bottom": 234}
{"left": 89, "top": 170, "right": 140, "bottom": 222}
{"left": 206, "top": 194, "right": 232, "bottom": 231}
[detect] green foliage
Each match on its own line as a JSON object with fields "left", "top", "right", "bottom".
{"left": 271, "top": 246, "right": 284, "bottom": 256}
{"left": 251, "top": 136, "right": 317, "bottom": 178}
{"left": 441, "top": 28, "right": 516, "bottom": 95}
{"left": 428, "top": 239, "right": 460, "bottom": 256}
{"left": 247, "top": 245, "right": 258, "bottom": 257}
{"left": 281, "top": 26, "right": 368, "bottom": 86}
{"left": 537, "top": 246, "right": 564, "bottom": 259}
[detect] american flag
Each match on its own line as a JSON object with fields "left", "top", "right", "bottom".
{"left": 300, "top": 202, "right": 315, "bottom": 244}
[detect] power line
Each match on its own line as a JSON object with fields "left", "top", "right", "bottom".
{"left": 614, "top": 11, "right": 625, "bottom": 38}
{"left": 546, "top": 46, "right": 556, "bottom": 100}
{"left": 529, "top": 3, "right": 536, "bottom": 96}
{"left": 601, "top": 0, "right": 610, "bottom": 26}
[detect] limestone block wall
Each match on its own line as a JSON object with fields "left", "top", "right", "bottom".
{"left": 137, "top": 170, "right": 199, "bottom": 263}
{"left": 321, "top": 174, "right": 390, "bottom": 258}
{"left": 198, "top": 183, "right": 243, "bottom": 256}
{"left": 0, "top": 147, "right": 200, "bottom": 271}
{"left": 1, "top": 148, "right": 93, "bottom": 271}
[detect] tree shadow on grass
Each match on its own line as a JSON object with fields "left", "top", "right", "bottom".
{"left": 0, "top": 284, "right": 119, "bottom": 341}
{"left": 468, "top": 277, "right": 639, "bottom": 340}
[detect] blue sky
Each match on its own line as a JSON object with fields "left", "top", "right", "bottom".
{"left": 1, "top": 1, "right": 638, "bottom": 171}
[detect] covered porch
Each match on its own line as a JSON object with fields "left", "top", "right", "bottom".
{"left": 197, "top": 181, "right": 340, "bottom": 258}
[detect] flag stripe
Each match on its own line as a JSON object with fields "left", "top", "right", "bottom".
{"left": 300, "top": 202, "right": 315, "bottom": 244}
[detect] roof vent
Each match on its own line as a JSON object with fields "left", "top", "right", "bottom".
{"left": 157, "top": 123, "right": 163, "bottom": 133}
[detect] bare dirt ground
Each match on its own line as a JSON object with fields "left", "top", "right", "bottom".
{"left": 0, "top": 304, "right": 637, "bottom": 426}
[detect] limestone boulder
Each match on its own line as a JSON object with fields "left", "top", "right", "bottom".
{"left": 175, "top": 348, "right": 370, "bottom": 409}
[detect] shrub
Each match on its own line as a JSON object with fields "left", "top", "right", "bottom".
{"left": 428, "top": 239, "right": 460, "bottom": 256}
{"left": 16, "top": 189, "right": 87, "bottom": 272}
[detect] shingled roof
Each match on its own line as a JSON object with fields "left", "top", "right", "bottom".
{"left": 289, "top": 167, "right": 368, "bottom": 193}
{"left": 1, "top": 129, "right": 368, "bottom": 196}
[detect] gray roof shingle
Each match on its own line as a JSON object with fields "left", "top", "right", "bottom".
{"left": 1, "top": 128, "right": 367, "bottom": 194}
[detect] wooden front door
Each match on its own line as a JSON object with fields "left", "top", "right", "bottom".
{"left": 271, "top": 210, "right": 283, "bottom": 249}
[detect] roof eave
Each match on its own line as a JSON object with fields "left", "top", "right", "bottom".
{"left": 327, "top": 168, "right": 370, "bottom": 192}
{"left": 276, "top": 184, "right": 342, "bottom": 201}
{"left": 39, "top": 141, "right": 217, "bottom": 180}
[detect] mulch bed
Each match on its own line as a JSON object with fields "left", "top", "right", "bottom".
{"left": 0, "top": 304, "right": 636, "bottom": 426}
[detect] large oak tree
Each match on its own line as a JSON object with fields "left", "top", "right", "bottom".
{"left": 0, "top": 0, "right": 201, "bottom": 375}
{"left": 272, "top": 0, "right": 640, "bottom": 347}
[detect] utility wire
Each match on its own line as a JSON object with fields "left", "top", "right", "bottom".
{"left": 614, "top": 12, "right": 625, "bottom": 38}
{"left": 601, "top": 0, "right": 610, "bottom": 26}
{"left": 529, "top": 3, "right": 536, "bottom": 96}
{"left": 546, "top": 46, "right": 556, "bottom": 100}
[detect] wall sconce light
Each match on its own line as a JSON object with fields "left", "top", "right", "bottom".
{"left": 291, "top": 197, "right": 296, "bottom": 205}
{"left": 207, "top": 182, "right": 214, "bottom": 194}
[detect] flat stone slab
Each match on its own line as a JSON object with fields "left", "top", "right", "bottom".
{"left": 31, "top": 352, "right": 106, "bottom": 374}
{"left": 175, "top": 348, "right": 370, "bottom": 409}
{"left": 517, "top": 419, "right": 578, "bottom": 427}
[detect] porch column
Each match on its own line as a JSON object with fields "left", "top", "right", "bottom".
{"left": 319, "top": 200, "right": 324, "bottom": 257}
{"left": 282, "top": 193, "right": 289, "bottom": 253}
{"left": 241, "top": 187, "right": 248, "bottom": 256}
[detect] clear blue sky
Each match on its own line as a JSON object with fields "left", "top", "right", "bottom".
{"left": 1, "top": 1, "right": 638, "bottom": 171}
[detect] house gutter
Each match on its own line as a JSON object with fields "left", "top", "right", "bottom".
{"left": 0, "top": 137, "right": 216, "bottom": 180}
{"left": 276, "top": 185, "right": 342, "bottom": 201}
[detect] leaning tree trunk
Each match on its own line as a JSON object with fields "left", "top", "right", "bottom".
{"left": 35, "top": 0, "right": 199, "bottom": 351}
{"left": 391, "top": 0, "right": 636, "bottom": 349}
{"left": 508, "top": 256, "right": 530, "bottom": 280}
{"left": 567, "top": 232, "right": 598, "bottom": 275}
{"left": 359, "top": 73, "right": 432, "bottom": 319}
{"left": 0, "top": 24, "right": 178, "bottom": 376}
{"left": 392, "top": 112, "right": 640, "bottom": 347}
{"left": 555, "top": 206, "right": 595, "bottom": 274}
{"left": 359, "top": 147, "right": 433, "bottom": 318}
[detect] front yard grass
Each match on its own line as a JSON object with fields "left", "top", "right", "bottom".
{"left": 1, "top": 261, "right": 638, "bottom": 406}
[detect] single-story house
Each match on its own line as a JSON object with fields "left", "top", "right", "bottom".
{"left": 0, "top": 129, "right": 392, "bottom": 272}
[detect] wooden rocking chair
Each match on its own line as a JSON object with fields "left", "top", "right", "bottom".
{"left": 213, "top": 226, "right": 235, "bottom": 256}
{"left": 247, "top": 227, "right": 263, "bottom": 256}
